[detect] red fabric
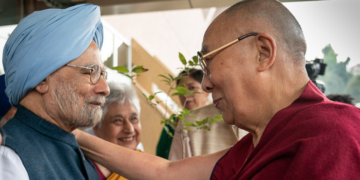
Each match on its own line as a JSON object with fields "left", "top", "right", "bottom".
{"left": 211, "top": 81, "right": 360, "bottom": 180}
{"left": 90, "top": 159, "right": 106, "bottom": 180}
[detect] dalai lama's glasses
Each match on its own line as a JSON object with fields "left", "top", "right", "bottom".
{"left": 197, "top": 32, "right": 258, "bottom": 75}
{"left": 65, "top": 64, "right": 108, "bottom": 84}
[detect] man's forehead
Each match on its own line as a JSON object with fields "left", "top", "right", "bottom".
{"left": 70, "top": 41, "right": 104, "bottom": 69}
{"left": 201, "top": 23, "right": 233, "bottom": 54}
{"left": 201, "top": 14, "right": 249, "bottom": 54}
{"left": 201, "top": 26, "right": 222, "bottom": 54}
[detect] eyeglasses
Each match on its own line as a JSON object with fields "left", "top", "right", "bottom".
{"left": 197, "top": 32, "right": 258, "bottom": 75}
{"left": 65, "top": 64, "right": 108, "bottom": 84}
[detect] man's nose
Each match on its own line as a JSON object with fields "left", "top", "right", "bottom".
{"left": 94, "top": 77, "right": 110, "bottom": 96}
{"left": 201, "top": 74, "right": 213, "bottom": 93}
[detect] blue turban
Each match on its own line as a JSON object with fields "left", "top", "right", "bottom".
{"left": 0, "top": 75, "right": 12, "bottom": 117}
{"left": 2, "top": 4, "right": 103, "bottom": 106}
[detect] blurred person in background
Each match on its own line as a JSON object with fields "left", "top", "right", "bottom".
{"left": 327, "top": 94, "right": 355, "bottom": 106}
{"left": 177, "top": 69, "right": 210, "bottom": 110}
{"left": 0, "top": 75, "right": 17, "bottom": 127}
{"left": 156, "top": 69, "right": 210, "bottom": 159}
{"left": 91, "top": 82, "right": 142, "bottom": 180}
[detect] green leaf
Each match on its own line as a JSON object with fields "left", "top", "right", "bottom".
{"left": 208, "top": 115, "right": 223, "bottom": 123}
{"left": 189, "top": 61, "right": 195, "bottom": 66}
{"left": 170, "top": 114, "right": 177, "bottom": 120}
{"left": 202, "top": 126, "right": 211, "bottom": 131}
{"left": 132, "top": 65, "right": 149, "bottom": 73}
{"left": 171, "top": 86, "right": 188, "bottom": 96}
{"left": 178, "top": 116, "right": 183, "bottom": 121}
{"left": 160, "top": 79, "right": 170, "bottom": 83}
{"left": 148, "top": 95, "right": 154, "bottom": 100}
{"left": 184, "top": 127, "right": 190, "bottom": 131}
{"left": 201, "top": 118, "right": 209, "bottom": 124}
{"left": 214, "top": 114, "right": 223, "bottom": 119}
{"left": 162, "top": 118, "right": 170, "bottom": 124}
{"left": 154, "top": 91, "right": 163, "bottom": 95}
{"left": 192, "top": 56, "right": 199, "bottom": 65}
{"left": 179, "top": 52, "right": 187, "bottom": 65}
{"left": 163, "top": 125, "right": 173, "bottom": 137}
{"left": 186, "top": 91, "right": 197, "bottom": 95}
{"left": 184, "top": 122, "right": 197, "bottom": 127}
{"left": 174, "top": 74, "right": 185, "bottom": 81}
{"left": 158, "top": 74, "right": 171, "bottom": 81}
{"left": 195, "top": 121, "right": 203, "bottom": 126}
{"left": 161, "top": 80, "right": 171, "bottom": 85}
{"left": 124, "top": 74, "right": 133, "bottom": 79}
{"left": 182, "top": 108, "right": 190, "bottom": 116}
{"left": 111, "top": 66, "right": 129, "bottom": 73}
{"left": 169, "top": 74, "right": 174, "bottom": 80}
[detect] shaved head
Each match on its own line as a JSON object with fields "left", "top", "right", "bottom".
{"left": 224, "top": 0, "right": 306, "bottom": 62}
{"left": 200, "top": 0, "right": 310, "bottom": 134}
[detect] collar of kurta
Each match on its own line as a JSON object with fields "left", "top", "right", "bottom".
{"left": 14, "top": 105, "right": 79, "bottom": 148}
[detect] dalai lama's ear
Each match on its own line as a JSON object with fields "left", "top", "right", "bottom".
{"left": 35, "top": 78, "right": 49, "bottom": 94}
{"left": 255, "top": 33, "right": 277, "bottom": 72}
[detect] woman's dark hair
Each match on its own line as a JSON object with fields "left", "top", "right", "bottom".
{"left": 326, "top": 94, "right": 354, "bottom": 105}
{"left": 176, "top": 69, "right": 204, "bottom": 86}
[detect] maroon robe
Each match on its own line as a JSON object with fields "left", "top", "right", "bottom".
{"left": 211, "top": 81, "right": 360, "bottom": 180}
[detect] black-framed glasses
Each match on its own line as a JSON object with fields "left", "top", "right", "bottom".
{"left": 65, "top": 64, "right": 108, "bottom": 84}
{"left": 197, "top": 32, "right": 258, "bottom": 75}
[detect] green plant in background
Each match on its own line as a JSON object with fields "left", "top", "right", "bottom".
{"left": 111, "top": 52, "right": 223, "bottom": 136}
{"left": 318, "top": 45, "right": 353, "bottom": 94}
{"left": 155, "top": 52, "right": 223, "bottom": 135}
{"left": 111, "top": 65, "right": 148, "bottom": 80}
{"left": 317, "top": 45, "right": 360, "bottom": 103}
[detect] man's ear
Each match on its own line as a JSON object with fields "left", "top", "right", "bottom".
{"left": 255, "top": 33, "right": 277, "bottom": 72}
{"left": 35, "top": 78, "right": 49, "bottom": 94}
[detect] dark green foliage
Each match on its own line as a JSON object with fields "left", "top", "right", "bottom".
{"left": 317, "top": 45, "right": 354, "bottom": 95}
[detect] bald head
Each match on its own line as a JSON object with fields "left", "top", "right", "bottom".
{"left": 223, "top": 0, "right": 306, "bottom": 62}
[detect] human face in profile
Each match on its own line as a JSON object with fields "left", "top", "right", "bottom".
{"left": 44, "top": 41, "right": 110, "bottom": 131}
{"left": 200, "top": 15, "right": 261, "bottom": 127}
{"left": 178, "top": 77, "right": 209, "bottom": 110}
{"left": 94, "top": 102, "right": 141, "bottom": 150}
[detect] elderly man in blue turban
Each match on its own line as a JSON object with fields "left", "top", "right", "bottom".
{"left": 0, "top": 4, "right": 109, "bottom": 180}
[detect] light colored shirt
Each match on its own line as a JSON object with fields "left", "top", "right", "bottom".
{"left": 169, "top": 104, "right": 248, "bottom": 160}
{"left": 0, "top": 145, "right": 29, "bottom": 180}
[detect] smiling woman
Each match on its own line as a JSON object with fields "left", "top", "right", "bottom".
{"left": 91, "top": 82, "right": 141, "bottom": 180}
